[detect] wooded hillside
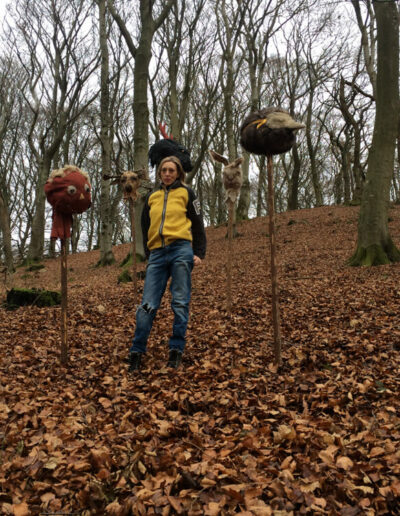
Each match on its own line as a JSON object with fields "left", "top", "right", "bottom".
{"left": 1, "top": 205, "right": 399, "bottom": 515}
{"left": 1, "top": 0, "right": 400, "bottom": 269}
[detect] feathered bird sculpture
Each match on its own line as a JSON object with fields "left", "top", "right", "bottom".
{"left": 239, "top": 107, "right": 305, "bottom": 366}
{"left": 148, "top": 122, "right": 193, "bottom": 172}
{"left": 240, "top": 107, "right": 305, "bottom": 156}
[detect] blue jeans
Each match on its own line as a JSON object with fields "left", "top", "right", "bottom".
{"left": 130, "top": 240, "right": 194, "bottom": 354}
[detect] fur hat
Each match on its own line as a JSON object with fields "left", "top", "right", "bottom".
{"left": 149, "top": 123, "right": 193, "bottom": 172}
{"left": 149, "top": 138, "right": 193, "bottom": 172}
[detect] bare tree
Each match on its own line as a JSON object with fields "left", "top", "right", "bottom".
{"left": 106, "top": 0, "right": 175, "bottom": 259}
{"left": 107, "top": 0, "right": 176, "bottom": 170}
{"left": 302, "top": 11, "right": 344, "bottom": 207}
{"left": 336, "top": 72, "right": 372, "bottom": 204}
{"left": 270, "top": 27, "right": 309, "bottom": 211}
{"left": 0, "top": 55, "right": 21, "bottom": 272}
{"left": 349, "top": 0, "right": 400, "bottom": 265}
{"left": 351, "top": 0, "right": 377, "bottom": 97}
{"left": 155, "top": 0, "right": 207, "bottom": 139}
{"left": 96, "top": 0, "right": 115, "bottom": 265}
{"left": 0, "top": 192, "right": 13, "bottom": 272}
{"left": 7, "top": 0, "right": 100, "bottom": 262}
{"left": 237, "top": 0, "right": 292, "bottom": 220}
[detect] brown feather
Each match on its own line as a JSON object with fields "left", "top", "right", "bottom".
{"left": 240, "top": 107, "right": 305, "bottom": 156}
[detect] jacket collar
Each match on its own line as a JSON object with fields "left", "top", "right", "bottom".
{"left": 159, "top": 179, "right": 181, "bottom": 191}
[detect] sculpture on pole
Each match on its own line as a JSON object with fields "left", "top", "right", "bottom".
{"left": 209, "top": 150, "right": 243, "bottom": 313}
{"left": 240, "top": 108, "right": 305, "bottom": 365}
{"left": 44, "top": 165, "right": 92, "bottom": 365}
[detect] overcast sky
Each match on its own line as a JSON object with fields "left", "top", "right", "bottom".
{"left": 0, "top": 3, "right": 7, "bottom": 27}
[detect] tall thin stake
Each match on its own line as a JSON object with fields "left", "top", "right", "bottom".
{"left": 266, "top": 155, "right": 282, "bottom": 366}
{"left": 226, "top": 200, "right": 234, "bottom": 312}
{"left": 129, "top": 198, "right": 138, "bottom": 307}
{"left": 60, "top": 238, "right": 68, "bottom": 365}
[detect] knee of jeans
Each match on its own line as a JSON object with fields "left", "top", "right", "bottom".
{"left": 138, "top": 302, "right": 157, "bottom": 315}
{"left": 171, "top": 298, "right": 189, "bottom": 310}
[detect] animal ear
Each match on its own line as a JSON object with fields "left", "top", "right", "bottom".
{"left": 232, "top": 157, "right": 244, "bottom": 167}
{"left": 209, "top": 150, "right": 229, "bottom": 166}
{"left": 136, "top": 168, "right": 147, "bottom": 179}
{"left": 103, "top": 173, "right": 121, "bottom": 183}
{"left": 103, "top": 174, "right": 122, "bottom": 185}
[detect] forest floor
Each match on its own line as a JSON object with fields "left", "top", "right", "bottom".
{"left": 1, "top": 205, "right": 400, "bottom": 516}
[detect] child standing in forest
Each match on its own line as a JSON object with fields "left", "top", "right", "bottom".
{"left": 128, "top": 155, "right": 206, "bottom": 371}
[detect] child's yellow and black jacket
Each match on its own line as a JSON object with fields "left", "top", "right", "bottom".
{"left": 141, "top": 180, "right": 206, "bottom": 259}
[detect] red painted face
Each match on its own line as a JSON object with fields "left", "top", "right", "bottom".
{"left": 45, "top": 167, "right": 91, "bottom": 240}
{"left": 44, "top": 169, "right": 91, "bottom": 214}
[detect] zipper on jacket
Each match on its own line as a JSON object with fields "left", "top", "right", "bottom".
{"left": 159, "top": 189, "right": 168, "bottom": 247}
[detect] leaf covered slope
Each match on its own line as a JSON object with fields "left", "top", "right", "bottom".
{"left": 1, "top": 205, "right": 400, "bottom": 515}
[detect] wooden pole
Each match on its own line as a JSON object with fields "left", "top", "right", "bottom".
{"left": 60, "top": 238, "right": 68, "bottom": 365}
{"left": 226, "top": 200, "right": 234, "bottom": 313}
{"left": 266, "top": 155, "right": 282, "bottom": 366}
{"left": 129, "top": 198, "right": 138, "bottom": 307}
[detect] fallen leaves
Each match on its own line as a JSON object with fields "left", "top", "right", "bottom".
{"left": 12, "top": 504, "right": 29, "bottom": 516}
{"left": 273, "top": 424, "right": 296, "bottom": 444}
{"left": 336, "top": 455, "right": 354, "bottom": 470}
{"left": 1, "top": 206, "right": 400, "bottom": 514}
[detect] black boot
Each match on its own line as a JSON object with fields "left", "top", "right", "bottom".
{"left": 128, "top": 352, "right": 142, "bottom": 372}
{"left": 167, "top": 349, "right": 182, "bottom": 369}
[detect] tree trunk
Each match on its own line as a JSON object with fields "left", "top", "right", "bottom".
{"left": 395, "top": 116, "right": 400, "bottom": 202}
{"left": 108, "top": 0, "right": 175, "bottom": 260}
{"left": 306, "top": 89, "right": 323, "bottom": 206}
{"left": 133, "top": 14, "right": 152, "bottom": 172}
{"left": 349, "top": 0, "right": 400, "bottom": 266}
{"left": 71, "top": 215, "right": 80, "bottom": 254}
{"left": 27, "top": 159, "right": 50, "bottom": 263}
{"left": 342, "top": 148, "right": 352, "bottom": 205}
{"left": 0, "top": 191, "right": 14, "bottom": 272}
{"left": 48, "top": 239, "right": 56, "bottom": 259}
{"left": 338, "top": 77, "right": 365, "bottom": 204}
{"left": 210, "top": 146, "right": 225, "bottom": 226}
{"left": 351, "top": 0, "right": 377, "bottom": 97}
{"left": 256, "top": 155, "right": 266, "bottom": 217}
{"left": 288, "top": 144, "right": 301, "bottom": 210}
{"left": 97, "top": 0, "right": 115, "bottom": 266}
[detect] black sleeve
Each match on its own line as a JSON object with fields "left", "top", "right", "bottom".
{"left": 141, "top": 193, "right": 151, "bottom": 259}
{"left": 186, "top": 187, "right": 207, "bottom": 259}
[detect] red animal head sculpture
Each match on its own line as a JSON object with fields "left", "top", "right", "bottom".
{"left": 44, "top": 165, "right": 91, "bottom": 240}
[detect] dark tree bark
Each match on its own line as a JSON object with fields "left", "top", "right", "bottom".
{"left": 349, "top": 0, "right": 400, "bottom": 266}
{"left": 287, "top": 143, "right": 301, "bottom": 210}
{"left": 0, "top": 191, "right": 14, "bottom": 272}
